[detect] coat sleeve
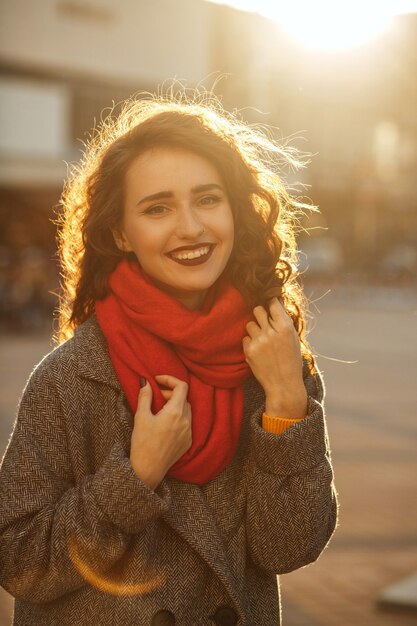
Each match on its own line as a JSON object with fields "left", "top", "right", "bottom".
{"left": 0, "top": 358, "right": 171, "bottom": 604}
{"left": 245, "top": 364, "right": 338, "bottom": 575}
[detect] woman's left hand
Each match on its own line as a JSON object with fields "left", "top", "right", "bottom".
{"left": 242, "top": 297, "right": 308, "bottom": 420}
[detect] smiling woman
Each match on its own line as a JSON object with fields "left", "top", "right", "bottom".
{"left": 112, "top": 147, "right": 235, "bottom": 310}
{"left": 0, "top": 91, "right": 338, "bottom": 626}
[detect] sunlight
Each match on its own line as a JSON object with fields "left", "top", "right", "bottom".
{"left": 269, "top": 2, "right": 392, "bottom": 50}
{"left": 208, "top": 0, "right": 417, "bottom": 50}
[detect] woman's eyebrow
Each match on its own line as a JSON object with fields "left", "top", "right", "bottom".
{"left": 136, "top": 191, "right": 173, "bottom": 206}
{"left": 136, "top": 184, "right": 223, "bottom": 206}
{"left": 191, "top": 183, "right": 224, "bottom": 194}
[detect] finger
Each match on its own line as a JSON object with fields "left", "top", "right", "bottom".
{"left": 269, "top": 297, "right": 285, "bottom": 316}
{"left": 154, "top": 374, "right": 187, "bottom": 387}
{"left": 160, "top": 389, "right": 173, "bottom": 400}
{"left": 154, "top": 374, "right": 189, "bottom": 406}
{"left": 245, "top": 320, "right": 261, "bottom": 338}
{"left": 269, "top": 298, "right": 293, "bottom": 327}
{"left": 252, "top": 305, "right": 270, "bottom": 330}
{"left": 136, "top": 377, "right": 153, "bottom": 413}
{"left": 242, "top": 336, "right": 254, "bottom": 363}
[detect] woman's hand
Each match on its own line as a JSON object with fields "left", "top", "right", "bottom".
{"left": 242, "top": 298, "right": 308, "bottom": 420}
{"left": 129, "top": 374, "right": 192, "bottom": 490}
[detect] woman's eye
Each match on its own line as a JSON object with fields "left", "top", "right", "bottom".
{"left": 144, "top": 205, "right": 168, "bottom": 215}
{"left": 199, "top": 195, "right": 220, "bottom": 206}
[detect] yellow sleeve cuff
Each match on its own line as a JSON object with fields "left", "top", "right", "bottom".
{"left": 262, "top": 412, "right": 305, "bottom": 435}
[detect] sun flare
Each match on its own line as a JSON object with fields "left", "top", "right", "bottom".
{"left": 270, "top": 2, "right": 392, "bottom": 50}
{"left": 208, "top": 0, "right": 417, "bottom": 50}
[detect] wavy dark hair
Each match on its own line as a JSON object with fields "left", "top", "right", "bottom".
{"left": 57, "top": 91, "right": 315, "bottom": 367}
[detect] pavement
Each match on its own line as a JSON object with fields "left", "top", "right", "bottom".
{"left": 281, "top": 285, "right": 417, "bottom": 626}
{"left": 1, "top": 285, "right": 417, "bottom": 626}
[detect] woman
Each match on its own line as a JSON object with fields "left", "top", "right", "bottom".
{"left": 0, "top": 93, "right": 338, "bottom": 626}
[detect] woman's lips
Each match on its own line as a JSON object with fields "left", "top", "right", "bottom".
{"left": 167, "top": 244, "right": 215, "bottom": 266}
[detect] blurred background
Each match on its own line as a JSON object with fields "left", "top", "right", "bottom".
{"left": 0, "top": 1, "right": 416, "bottom": 625}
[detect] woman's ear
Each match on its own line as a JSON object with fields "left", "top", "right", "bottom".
{"left": 112, "top": 228, "right": 132, "bottom": 252}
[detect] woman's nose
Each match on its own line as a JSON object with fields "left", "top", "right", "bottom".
{"left": 175, "top": 207, "right": 205, "bottom": 239}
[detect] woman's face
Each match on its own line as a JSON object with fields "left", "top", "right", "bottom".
{"left": 114, "top": 146, "right": 235, "bottom": 310}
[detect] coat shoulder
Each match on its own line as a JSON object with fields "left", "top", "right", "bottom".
{"left": 26, "top": 315, "right": 117, "bottom": 390}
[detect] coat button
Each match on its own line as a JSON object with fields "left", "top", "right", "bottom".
{"left": 212, "top": 605, "right": 238, "bottom": 626}
{"left": 151, "top": 609, "right": 176, "bottom": 626}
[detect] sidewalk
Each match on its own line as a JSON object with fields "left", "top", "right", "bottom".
{"left": 281, "top": 289, "right": 417, "bottom": 626}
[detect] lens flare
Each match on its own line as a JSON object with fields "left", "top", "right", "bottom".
{"left": 68, "top": 536, "right": 166, "bottom": 596}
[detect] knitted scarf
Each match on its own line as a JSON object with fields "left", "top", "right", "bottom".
{"left": 95, "top": 259, "right": 254, "bottom": 485}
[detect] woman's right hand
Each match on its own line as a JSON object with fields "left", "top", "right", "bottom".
{"left": 129, "top": 374, "right": 192, "bottom": 490}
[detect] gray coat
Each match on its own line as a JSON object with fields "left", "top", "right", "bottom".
{"left": 0, "top": 315, "right": 337, "bottom": 626}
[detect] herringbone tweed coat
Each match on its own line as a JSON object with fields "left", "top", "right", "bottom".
{"left": 0, "top": 315, "right": 337, "bottom": 626}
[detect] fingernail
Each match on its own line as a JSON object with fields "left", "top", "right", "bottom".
{"left": 140, "top": 376, "right": 147, "bottom": 388}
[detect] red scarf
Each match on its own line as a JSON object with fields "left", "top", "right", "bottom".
{"left": 95, "top": 259, "right": 253, "bottom": 485}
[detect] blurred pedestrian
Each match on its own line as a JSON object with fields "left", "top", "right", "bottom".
{"left": 0, "top": 93, "right": 338, "bottom": 626}
{"left": 7, "top": 247, "right": 52, "bottom": 331}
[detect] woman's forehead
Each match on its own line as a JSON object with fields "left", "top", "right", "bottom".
{"left": 125, "top": 146, "right": 224, "bottom": 195}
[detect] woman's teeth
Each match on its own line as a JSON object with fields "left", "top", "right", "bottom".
{"left": 170, "top": 246, "right": 210, "bottom": 260}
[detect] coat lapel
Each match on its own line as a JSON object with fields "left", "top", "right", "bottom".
{"left": 163, "top": 478, "right": 245, "bottom": 616}
{"left": 74, "top": 314, "right": 121, "bottom": 389}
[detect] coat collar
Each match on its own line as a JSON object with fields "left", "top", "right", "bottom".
{"left": 73, "top": 314, "right": 121, "bottom": 390}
